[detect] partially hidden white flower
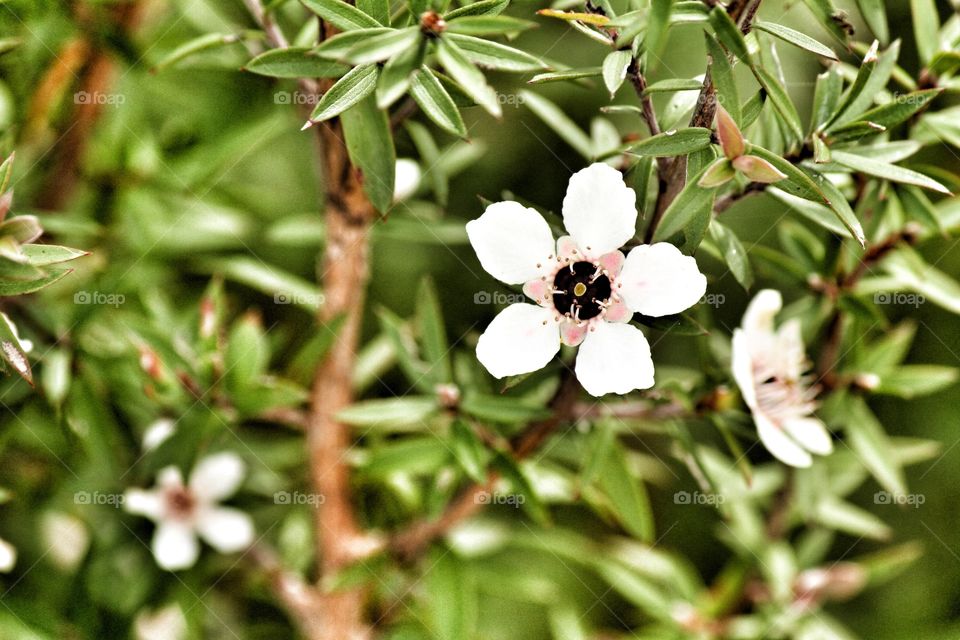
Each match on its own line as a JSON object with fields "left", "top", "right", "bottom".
{"left": 124, "top": 452, "right": 254, "bottom": 571}
{"left": 42, "top": 511, "right": 89, "bottom": 571}
{"left": 134, "top": 603, "right": 188, "bottom": 640}
{"left": 466, "top": 163, "right": 707, "bottom": 396}
{"left": 731, "top": 289, "right": 833, "bottom": 468}
{"left": 0, "top": 536, "right": 15, "bottom": 573}
{"left": 393, "top": 158, "right": 422, "bottom": 202}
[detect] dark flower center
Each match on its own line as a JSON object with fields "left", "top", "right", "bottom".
{"left": 165, "top": 487, "right": 196, "bottom": 518}
{"left": 552, "top": 261, "right": 611, "bottom": 320}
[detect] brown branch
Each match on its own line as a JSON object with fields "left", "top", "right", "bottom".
{"left": 390, "top": 373, "right": 582, "bottom": 560}
{"left": 644, "top": 0, "right": 764, "bottom": 242}
{"left": 244, "top": 4, "right": 374, "bottom": 639}
{"left": 627, "top": 58, "right": 671, "bottom": 178}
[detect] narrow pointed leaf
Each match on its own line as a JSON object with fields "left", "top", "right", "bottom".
{"left": 436, "top": 38, "right": 501, "bottom": 117}
{"left": 753, "top": 21, "right": 838, "bottom": 60}
{"left": 308, "top": 63, "right": 378, "bottom": 122}
{"left": 301, "top": 0, "right": 382, "bottom": 30}
{"left": 246, "top": 47, "right": 349, "bottom": 78}
{"left": 410, "top": 67, "right": 468, "bottom": 137}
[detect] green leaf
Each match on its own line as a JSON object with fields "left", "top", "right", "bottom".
{"left": 245, "top": 47, "right": 348, "bottom": 78}
{"left": 830, "top": 150, "right": 951, "bottom": 194}
{"left": 460, "top": 392, "right": 551, "bottom": 423}
{"left": 708, "top": 6, "right": 750, "bottom": 64}
{"left": 753, "top": 21, "right": 838, "bottom": 60}
{"left": 800, "top": 0, "right": 852, "bottom": 46}
{"left": 811, "top": 65, "right": 843, "bottom": 132}
{"left": 451, "top": 419, "right": 488, "bottom": 482}
{"left": 528, "top": 67, "right": 601, "bottom": 84}
{"left": 898, "top": 185, "right": 943, "bottom": 234}
{"left": 594, "top": 440, "right": 654, "bottom": 541}
{"left": 856, "top": 0, "right": 889, "bottom": 43}
{"left": 357, "top": 0, "right": 389, "bottom": 25}
{"left": 409, "top": 67, "right": 467, "bottom": 137}
{"left": 709, "top": 220, "right": 753, "bottom": 290}
{"left": 341, "top": 94, "right": 396, "bottom": 213}
{"left": 344, "top": 27, "right": 421, "bottom": 64}
{"left": 20, "top": 244, "right": 87, "bottom": 265}
{"left": 198, "top": 256, "right": 323, "bottom": 310}
{"left": 41, "top": 348, "right": 71, "bottom": 408}
{"left": 427, "top": 552, "right": 476, "bottom": 640}
{"left": 910, "top": 0, "right": 940, "bottom": 65}
{"left": 705, "top": 33, "right": 740, "bottom": 124}
{"left": 445, "top": 0, "right": 509, "bottom": 19}
{"left": 445, "top": 33, "right": 548, "bottom": 72}
{"left": 153, "top": 32, "right": 250, "bottom": 72}
{"left": 876, "top": 365, "right": 958, "bottom": 399}
{"left": 601, "top": 50, "right": 632, "bottom": 97}
{"left": 803, "top": 168, "right": 867, "bottom": 247}
{"left": 301, "top": 0, "right": 382, "bottom": 30}
{"left": 751, "top": 66, "right": 803, "bottom": 142}
{"left": 376, "top": 45, "right": 420, "bottom": 108}
{"left": 644, "top": 0, "right": 672, "bottom": 68}
{"left": 417, "top": 277, "right": 451, "bottom": 383}
{"left": 520, "top": 90, "right": 593, "bottom": 159}
{"left": 0, "top": 267, "right": 72, "bottom": 296}
{"left": 308, "top": 63, "right": 378, "bottom": 122}
{"left": 313, "top": 28, "right": 393, "bottom": 59}
{"left": 625, "top": 127, "right": 712, "bottom": 157}
{"left": 446, "top": 15, "right": 536, "bottom": 36}
{"left": 832, "top": 89, "right": 942, "bottom": 134}
{"left": 362, "top": 437, "right": 451, "bottom": 478}
{"left": 436, "top": 38, "right": 501, "bottom": 117}
{"left": 226, "top": 314, "right": 269, "bottom": 392}
{"left": 843, "top": 397, "right": 907, "bottom": 496}
{"left": 832, "top": 40, "right": 903, "bottom": 128}
{"left": 651, "top": 165, "right": 716, "bottom": 246}
{"left": 642, "top": 77, "right": 703, "bottom": 94}
{"left": 746, "top": 145, "right": 825, "bottom": 203}
{"left": 814, "top": 497, "right": 891, "bottom": 540}
{"left": 0, "top": 154, "right": 13, "bottom": 195}
{"left": 336, "top": 397, "right": 439, "bottom": 430}
{"left": 880, "top": 247, "right": 960, "bottom": 314}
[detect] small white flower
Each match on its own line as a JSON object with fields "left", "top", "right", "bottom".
{"left": 0, "top": 536, "right": 15, "bottom": 573}
{"left": 393, "top": 158, "right": 422, "bottom": 202}
{"left": 731, "top": 290, "right": 833, "bottom": 468}
{"left": 124, "top": 452, "right": 254, "bottom": 571}
{"left": 134, "top": 603, "right": 187, "bottom": 640}
{"left": 466, "top": 163, "right": 707, "bottom": 396}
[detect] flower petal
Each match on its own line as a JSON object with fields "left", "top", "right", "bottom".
{"left": 619, "top": 243, "right": 707, "bottom": 317}
{"left": 152, "top": 522, "right": 199, "bottom": 571}
{"left": 560, "top": 320, "right": 588, "bottom": 346}
{"left": 0, "top": 537, "right": 16, "bottom": 573}
{"left": 196, "top": 507, "right": 255, "bottom": 553}
{"left": 124, "top": 488, "right": 166, "bottom": 522}
{"left": 562, "top": 164, "right": 637, "bottom": 258}
{"left": 522, "top": 279, "right": 551, "bottom": 306}
{"left": 466, "top": 201, "right": 555, "bottom": 284}
{"left": 393, "top": 158, "right": 421, "bottom": 202}
{"left": 575, "top": 322, "right": 654, "bottom": 396}
{"left": 476, "top": 304, "right": 560, "bottom": 378}
{"left": 783, "top": 417, "right": 833, "bottom": 456}
{"left": 604, "top": 298, "right": 632, "bottom": 323}
{"left": 189, "top": 452, "right": 245, "bottom": 503}
{"left": 730, "top": 329, "right": 758, "bottom": 410}
{"left": 742, "top": 289, "right": 782, "bottom": 336}
{"left": 598, "top": 250, "right": 625, "bottom": 276}
{"left": 755, "top": 412, "right": 812, "bottom": 468}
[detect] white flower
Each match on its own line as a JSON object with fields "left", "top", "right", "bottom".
{"left": 124, "top": 452, "right": 254, "bottom": 571}
{"left": 731, "top": 290, "right": 833, "bottom": 468}
{"left": 466, "top": 163, "right": 707, "bottom": 396}
{"left": 134, "top": 603, "right": 187, "bottom": 640}
{"left": 393, "top": 158, "right": 422, "bottom": 202}
{"left": 0, "top": 536, "right": 15, "bottom": 573}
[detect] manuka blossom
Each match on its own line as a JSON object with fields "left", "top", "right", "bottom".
{"left": 466, "top": 163, "right": 707, "bottom": 396}
{"left": 731, "top": 290, "right": 833, "bottom": 467}
{"left": 124, "top": 452, "right": 254, "bottom": 571}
